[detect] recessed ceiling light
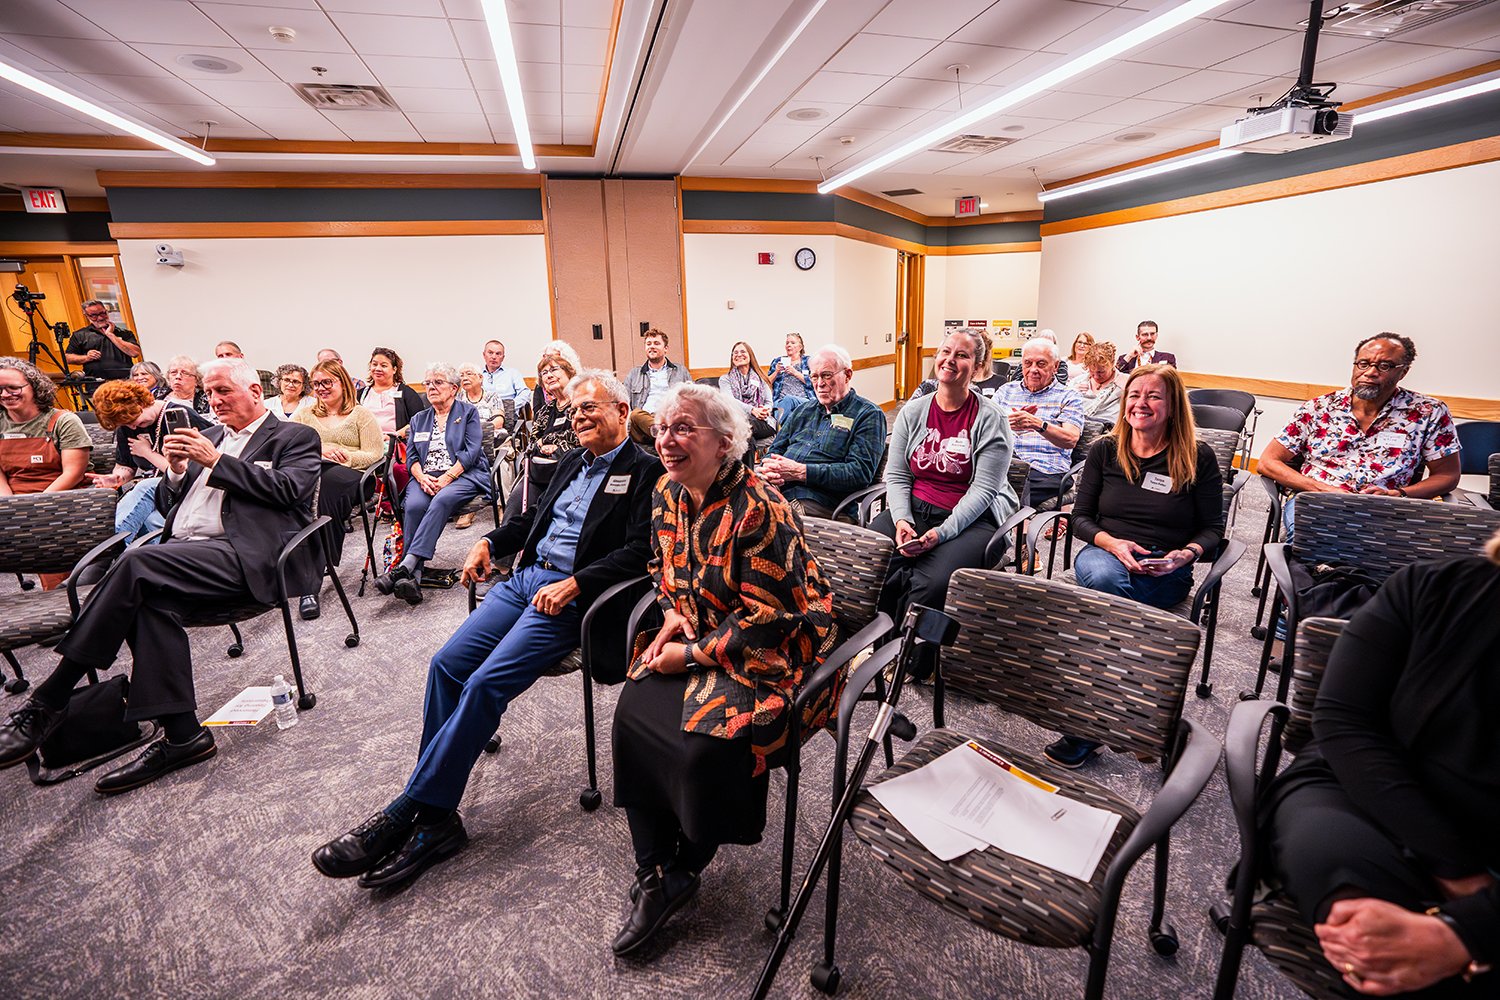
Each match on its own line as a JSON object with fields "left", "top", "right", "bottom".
{"left": 787, "top": 108, "right": 828, "bottom": 121}
{"left": 1114, "top": 131, "right": 1157, "bottom": 142}
{"left": 1001, "top": 125, "right": 1025, "bottom": 132}
{"left": 176, "top": 53, "right": 242, "bottom": 74}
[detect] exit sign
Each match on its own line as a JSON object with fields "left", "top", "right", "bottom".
{"left": 954, "top": 195, "right": 979, "bottom": 218}
{"left": 21, "top": 187, "right": 66, "bottom": 214}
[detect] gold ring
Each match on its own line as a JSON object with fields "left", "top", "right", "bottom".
{"left": 1344, "top": 963, "right": 1355, "bottom": 975}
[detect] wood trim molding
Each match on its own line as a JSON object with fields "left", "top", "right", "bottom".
{"left": 591, "top": 0, "right": 626, "bottom": 150}
{"left": 939, "top": 241, "right": 1042, "bottom": 255}
{"left": 0, "top": 194, "right": 111, "bottom": 212}
{"left": 0, "top": 132, "right": 590, "bottom": 158}
{"left": 1180, "top": 369, "right": 1500, "bottom": 421}
{"left": 680, "top": 218, "right": 1039, "bottom": 256}
{"left": 106, "top": 220, "right": 545, "bottom": 239}
{"left": 679, "top": 177, "right": 819, "bottom": 194}
{"left": 1041, "top": 135, "right": 1500, "bottom": 237}
{"left": 679, "top": 176, "right": 1043, "bottom": 227}
{"left": 96, "top": 171, "right": 544, "bottom": 189}
{"left": 835, "top": 185, "right": 928, "bottom": 225}
{"left": 928, "top": 209, "right": 1044, "bottom": 226}
{"left": 0, "top": 241, "right": 117, "bottom": 255}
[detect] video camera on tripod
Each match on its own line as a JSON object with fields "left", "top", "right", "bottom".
{"left": 9, "top": 283, "right": 92, "bottom": 402}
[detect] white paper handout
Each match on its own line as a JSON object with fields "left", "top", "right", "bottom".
{"left": 204, "top": 686, "right": 274, "bottom": 726}
{"left": 870, "top": 741, "right": 1121, "bottom": 880}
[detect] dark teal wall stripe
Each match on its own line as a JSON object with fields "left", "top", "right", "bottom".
{"left": 1043, "top": 88, "right": 1500, "bottom": 224}
{"left": 682, "top": 190, "right": 833, "bottom": 222}
{"left": 0, "top": 211, "right": 113, "bottom": 242}
{"left": 681, "top": 189, "right": 1039, "bottom": 246}
{"left": 103, "top": 187, "right": 543, "bottom": 224}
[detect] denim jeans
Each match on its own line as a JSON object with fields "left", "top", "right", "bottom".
{"left": 115, "top": 477, "right": 165, "bottom": 542}
{"left": 1073, "top": 543, "right": 1194, "bottom": 610}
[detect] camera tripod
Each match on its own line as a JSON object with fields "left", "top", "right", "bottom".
{"left": 11, "top": 284, "right": 91, "bottom": 411}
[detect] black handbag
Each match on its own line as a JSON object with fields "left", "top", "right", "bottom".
{"left": 25, "top": 674, "right": 157, "bottom": 785}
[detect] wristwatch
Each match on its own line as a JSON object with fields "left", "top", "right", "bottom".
{"left": 1428, "top": 909, "right": 1492, "bottom": 982}
{"left": 682, "top": 641, "right": 695, "bottom": 668}
{"left": 1040, "top": 420, "right": 1049, "bottom": 433}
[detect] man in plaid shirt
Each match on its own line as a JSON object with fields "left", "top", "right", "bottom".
{"left": 995, "top": 338, "right": 1086, "bottom": 508}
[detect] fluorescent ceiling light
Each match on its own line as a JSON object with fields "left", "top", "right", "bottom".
{"left": 1352, "top": 72, "right": 1500, "bottom": 125}
{"left": 0, "top": 53, "right": 215, "bottom": 166}
{"left": 1037, "top": 148, "right": 1240, "bottom": 202}
{"left": 479, "top": 0, "right": 535, "bottom": 170}
{"left": 818, "top": 0, "right": 1236, "bottom": 194}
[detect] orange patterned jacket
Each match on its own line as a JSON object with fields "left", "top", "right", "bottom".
{"left": 629, "top": 461, "right": 837, "bottom": 775}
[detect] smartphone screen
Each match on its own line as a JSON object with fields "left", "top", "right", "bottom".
{"left": 162, "top": 407, "right": 191, "bottom": 433}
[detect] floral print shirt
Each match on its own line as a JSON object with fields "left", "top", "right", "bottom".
{"left": 1274, "top": 387, "right": 1460, "bottom": 492}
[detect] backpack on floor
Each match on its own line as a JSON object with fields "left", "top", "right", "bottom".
{"left": 26, "top": 674, "right": 158, "bottom": 785}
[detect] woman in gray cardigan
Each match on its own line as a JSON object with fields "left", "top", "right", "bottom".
{"left": 871, "top": 330, "right": 1017, "bottom": 672}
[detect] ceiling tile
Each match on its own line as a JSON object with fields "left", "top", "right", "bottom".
{"left": 0, "top": 36, "right": 60, "bottom": 73}
{"left": 8, "top": 36, "right": 169, "bottom": 77}
{"left": 563, "top": 0, "right": 616, "bottom": 30}
{"left": 441, "top": 0, "right": 487, "bottom": 17}
{"left": 1344, "top": 45, "right": 1498, "bottom": 89}
{"left": 318, "top": 108, "right": 412, "bottom": 129}
{"left": 1066, "top": 59, "right": 1194, "bottom": 98}
{"left": 751, "top": 119, "right": 833, "bottom": 144}
{"left": 406, "top": 109, "right": 492, "bottom": 131}
{"left": 1027, "top": 118, "right": 1127, "bottom": 143}
{"left": 524, "top": 91, "right": 563, "bottom": 117}
{"left": 1045, "top": 5, "right": 1160, "bottom": 54}
{"left": 795, "top": 71, "right": 885, "bottom": 106}
{"left": 362, "top": 53, "right": 474, "bottom": 89}
{"left": 562, "top": 25, "right": 609, "bottom": 65}
{"left": 230, "top": 104, "right": 349, "bottom": 140}
{"left": 253, "top": 51, "right": 379, "bottom": 86}
{"left": 862, "top": 0, "right": 1000, "bottom": 42}
{"left": 133, "top": 104, "right": 268, "bottom": 137}
{"left": 520, "top": 61, "right": 563, "bottom": 91}
{"left": 1075, "top": 96, "right": 1193, "bottom": 125}
{"left": 337, "top": 126, "right": 425, "bottom": 141}
{"left": 1141, "top": 101, "right": 1245, "bottom": 131}
{"left": 383, "top": 86, "right": 483, "bottom": 114}
{"left": 722, "top": 141, "right": 799, "bottom": 168}
{"left": 899, "top": 41, "right": 1030, "bottom": 84}
{"left": 1211, "top": 32, "right": 1375, "bottom": 78}
{"left": 504, "top": 0, "right": 562, "bottom": 25}
{"left": 67, "top": 72, "right": 216, "bottom": 106}
{"left": 561, "top": 91, "right": 596, "bottom": 117}
{"left": 451, "top": 18, "right": 495, "bottom": 61}
{"left": 180, "top": 78, "right": 300, "bottom": 108}
{"left": 1136, "top": 67, "right": 1269, "bottom": 104}
{"left": 1131, "top": 20, "right": 1291, "bottom": 69}
{"left": 562, "top": 114, "right": 595, "bottom": 142}
{"left": 865, "top": 75, "right": 966, "bottom": 110}
{"left": 527, "top": 115, "right": 561, "bottom": 142}
{"left": 951, "top": 0, "right": 1113, "bottom": 53}
{"left": 1394, "top": 8, "right": 1500, "bottom": 48}
{"left": 511, "top": 23, "right": 561, "bottom": 63}
{"left": 0, "top": 91, "right": 100, "bottom": 129}
{"left": 1215, "top": 0, "right": 1304, "bottom": 31}
{"left": 326, "top": 12, "right": 461, "bottom": 58}
{"left": 63, "top": 0, "right": 236, "bottom": 46}
{"left": 195, "top": 4, "right": 353, "bottom": 54}
{"left": 415, "top": 131, "right": 494, "bottom": 143}
{"left": 321, "top": 0, "right": 448, "bottom": 15}
{"left": 196, "top": 0, "right": 319, "bottom": 7}
{"left": 562, "top": 62, "right": 603, "bottom": 93}
{"left": 1010, "top": 89, "right": 1119, "bottom": 119}
{"left": 0, "top": 0, "right": 115, "bottom": 42}
{"left": 830, "top": 103, "right": 927, "bottom": 131}
{"left": 483, "top": 112, "right": 518, "bottom": 133}
{"left": 130, "top": 43, "right": 281, "bottom": 82}
{"left": 824, "top": 32, "right": 937, "bottom": 76}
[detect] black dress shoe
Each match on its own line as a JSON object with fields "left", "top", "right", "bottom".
{"left": 374, "top": 564, "right": 410, "bottom": 596}
{"left": 311, "top": 811, "right": 415, "bottom": 879}
{"left": 0, "top": 699, "right": 68, "bottom": 769}
{"left": 95, "top": 728, "right": 216, "bottom": 794}
{"left": 299, "top": 594, "right": 321, "bottom": 620}
{"left": 357, "top": 813, "right": 467, "bottom": 888}
{"left": 612, "top": 868, "right": 700, "bottom": 956}
{"left": 392, "top": 573, "right": 423, "bottom": 606}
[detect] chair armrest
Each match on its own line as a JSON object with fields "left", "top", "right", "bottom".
{"left": 1094, "top": 718, "right": 1222, "bottom": 950}
{"left": 1262, "top": 542, "right": 1293, "bottom": 614}
{"left": 1025, "top": 510, "right": 1069, "bottom": 567}
{"left": 128, "top": 528, "right": 164, "bottom": 548}
{"left": 274, "top": 515, "right": 332, "bottom": 601}
{"left": 64, "top": 528, "right": 132, "bottom": 619}
{"left": 1228, "top": 469, "right": 1253, "bottom": 498}
{"left": 1189, "top": 538, "right": 1247, "bottom": 623}
{"left": 835, "top": 640, "right": 903, "bottom": 757}
{"left": 624, "top": 588, "right": 660, "bottom": 666}
{"left": 795, "top": 612, "right": 892, "bottom": 713}
{"left": 578, "top": 573, "right": 650, "bottom": 678}
{"left": 985, "top": 505, "right": 1034, "bottom": 569}
{"left": 827, "top": 483, "right": 883, "bottom": 524}
{"left": 1225, "top": 699, "right": 1288, "bottom": 841}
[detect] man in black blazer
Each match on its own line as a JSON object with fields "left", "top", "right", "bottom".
{"left": 1116, "top": 319, "right": 1177, "bottom": 373}
{"left": 0, "top": 358, "right": 322, "bottom": 792}
{"left": 312, "top": 370, "right": 663, "bottom": 888}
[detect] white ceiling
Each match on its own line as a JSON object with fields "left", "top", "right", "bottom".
{"left": 0, "top": 0, "right": 1498, "bottom": 216}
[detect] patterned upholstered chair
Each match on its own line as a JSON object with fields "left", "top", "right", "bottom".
{"left": 0, "top": 491, "right": 129, "bottom": 693}
{"left": 1212, "top": 617, "right": 1349, "bottom": 1000}
{"left": 81, "top": 420, "right": 117, "bottom": 473}
{"left": 830, "top": 570, "right": 1221, "bottom": 999}
{"left": 1253, "top": 492, "right": 1500, "bottom": 701}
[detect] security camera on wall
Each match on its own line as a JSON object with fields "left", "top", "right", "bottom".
{"left": 154, "top": 243, "right": 184, "bottom": 266}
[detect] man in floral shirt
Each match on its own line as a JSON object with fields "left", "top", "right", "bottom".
{"left": 1259, "top": 333, "right": 1460, "bottom": 530}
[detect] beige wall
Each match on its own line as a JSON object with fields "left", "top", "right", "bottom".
{"left": 833, "top": 237, "right": 897, "bottom": 404}
{"left": 117, "top": 234, "right": 554, "bottom": 381}
{"left": 939, "top": 251, "right": 1042, "bottom": 343}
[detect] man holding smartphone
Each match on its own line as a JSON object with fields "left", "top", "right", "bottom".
{"left": 0, "top": 358, "right": 324, "bottom": 794}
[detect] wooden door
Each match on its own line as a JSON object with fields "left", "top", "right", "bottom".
{"left": 894, "top": 251, "right": 925, "bottom": 398}
{"left": 1, "top": 258, "right": 85, "bottom": 376}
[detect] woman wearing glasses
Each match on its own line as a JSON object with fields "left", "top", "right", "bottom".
{"left": 129, "top": 361, "right": 169, "bottom": 400}
{"left": 271, "top": 364, "right": 315, "bottom": 420}
{"left": 164, "top": 356, "right": 212, "bottom": 416}
{"left": 610, "top": 382, "right": 835, "bottom": 957}
{"left": 375, "top": 363, "right": 491, "bottom": 606}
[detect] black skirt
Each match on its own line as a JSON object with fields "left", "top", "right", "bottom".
{"left": 612, "top": 670, "right": 771, "bottom": 847}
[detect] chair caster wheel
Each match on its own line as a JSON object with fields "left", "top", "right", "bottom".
{"left": 1238, "top": 690, "right": 1258, "bottom": 702}
{"left": 297, "top": 692, "right": 316, "bottom": 711}
{"left": 1150, "top": 923, "right": 1180, "bottom": 956}
{"left": 227, "top": 644, "right": 244, "bottom": 658}
{"left": 1209, "top": 901, "right": 1231, "bottom": 936}
{"left": 810, "top": 961, "right": 841, "bottom": 994}
{"left": 4, "top": 678, "right": 29, "bottom": 695}
{"left": 1196, "top": 682, "right": 1212, "bottom": 699}
{"left": 764, "top": 906, "right": 785, "bottom": 932}
{"left": 1251, "top": 585, "right": 1262, "bottom": 598}
{"left": 485, "top": 737, "right": 499, "bottom": 753}
{"left": 19, "top": 578, "right": 35, "bottom": 591}
{"left": 579, "top": 788, "right": 602, "bottom": 811}
{"left": 1250, "top": 626, "right": 1267, "bottom": 641}
{"left": 345, "top": 634, "right": 359, "bottom": 648}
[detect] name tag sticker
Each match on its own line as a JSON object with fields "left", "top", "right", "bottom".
{"left": 1142, "top": 472, "right": 1173, "bottom": 494}
{"left": 1, "top": 432, "right": 23, "bottom": 439}
{"left": 29, "top": 454, "right": 43, "bottom": 463}
{"left": 830, "top": 414, "right": 854, "bottom": 431}
{"left": 944, "top": 434, "right": 971, "bottom": 456}
{"left": 1375, "top": 431, "right": 1407, "bottom": 449}
{"left": 255, "top": 460, "right": 273, "bottom": 470}
{"left": 604, "top": 475, "right": 631, "bottom": 495}
{"left": 414, "top": 432, "right": 430, "bottom": 443}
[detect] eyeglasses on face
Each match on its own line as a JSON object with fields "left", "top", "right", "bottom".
{"left": 650, "top": 421, "right": 712, "bottom": 439}
{"left": 808, "top": 371, "right": 841, "bottom": 383}
{"left": 1352, "top": 359, "right": 1405, "bottom": 373}
{"left": 83, "top": 310, "right": 108, "bottom": 319}
{"left": 0, "top": 384, "right": 29, "bottom": 396}
{"left": 310, "top": 379, "right": 337, "bottom": 390}
{"left": 422, "top": 379, "right": 450, "bottom": 387}
{"left": 573, "top": 401, "right": 618, "bottom": 417}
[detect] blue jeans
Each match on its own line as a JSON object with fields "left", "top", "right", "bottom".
{"left": 115, "top": 477, "right": 165, "bottom": 541}
{"left": 1074, "top": 543, "right": 1195, "bottom": 610}
{"left": 404, "top": 564, "right": 582, "bottom": 809}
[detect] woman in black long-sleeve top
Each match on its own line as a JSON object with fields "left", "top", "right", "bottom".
{"left": 1262, "top": 531, "right": 1500, "bottom": 997}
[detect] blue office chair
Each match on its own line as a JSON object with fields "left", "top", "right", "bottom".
{"left": 1456, "top": 420, "right": 1500, "bottom": 476}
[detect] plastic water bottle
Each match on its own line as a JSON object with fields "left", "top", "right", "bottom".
{"left": 270, "top": 674, "right": 298, "bottom": 730}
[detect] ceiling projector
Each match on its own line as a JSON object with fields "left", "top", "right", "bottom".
{"left": 1220, "top": 105, "right": 1352, "bottom": 152}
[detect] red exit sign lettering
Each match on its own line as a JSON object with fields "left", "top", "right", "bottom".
{"left": 954, "top": 195, "right": 979, "bottom": 218}
{"left": 21, "top": 187, "right": 67, "bottom": 214}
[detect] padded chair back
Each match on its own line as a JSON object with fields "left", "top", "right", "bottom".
{"left": 1289, "top": 492, "right": 1500, "bottom": 582}
{"left": 1457, "top": 421, "right": 1500, "bottom": 476}
{"left": 1191, "top": 403, "right": 1245, "bottom": 433}
{"left": 1006, "top": 456, "right": 1030, "bottom": 500}
{"left": 83, "top": 421, "right": 117, "bottom": 472}
{"left": 695, "top": 375, "right": 721, "bottom": 387}
{"left": 1282, "top": 617, "right": 1347, "bottom": 755}
{"left": 1189, "top": 387, "right": 1255, "bottom": 418}
{"left": 1490, "top": 453, "right": 1500, "bottom": 507}
{"left": 941, "top": 569, "right": 1201, "bottom": 759}
{"left": 1196, "top": 427, "right": 1239, "bottom": 479}
{"left": 0, "top": 490, "right": 118, "bottom": 575}
{"left": 1072, "top": 419, "right": 1108, "bottom": 466}
{"left": 800, "top": 517, "right": 894, "bottom": 636}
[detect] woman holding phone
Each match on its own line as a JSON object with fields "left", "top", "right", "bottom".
{"left": 1045, "top": 363, "right": 1222, "bottom": 769}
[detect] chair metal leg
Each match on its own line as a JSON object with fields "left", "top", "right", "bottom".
{"left": 16, "top": 572, "right": 35, "bottom": 591}
{"left": 327, "top": 555, "right": 360, "bottom": 649}
{"left": 2, "top": 649, "right": 29, "bottom": 694}
{"left": 226, "top": 622, "right": 245, "bottom": 657}
{"left": 768, "top": 747, "right": 800, "bottom": 932}
{"left": 1196, "top": 584, "right": 1220, "bottom": 698}
{"left": 1148, "top": 833, "right": 1180, "bottom": 955}
{"left": 578, "top": 664, "right": 601, "bottom": 811}
{"left": 277, "top": 602, "right": 316, "bottom": 710}
{"left": 813, "top": 717, "right": 850, "bottom": 995}
{"left": 1248, "top": 593, "right": 1284, "bottom": 700}
{"left": 871, "top": 673, "right": 893, "bottom": 768}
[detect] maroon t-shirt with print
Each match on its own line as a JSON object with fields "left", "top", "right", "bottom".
{"left": 910, "top": 392, "right": 979, "bottom": 511}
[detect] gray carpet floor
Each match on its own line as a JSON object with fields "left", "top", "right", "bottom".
{"left": 0, "top": 485, "right": 1312, "bottom": 1000}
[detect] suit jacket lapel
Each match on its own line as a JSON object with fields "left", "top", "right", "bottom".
{"left": 575, "top": 445, "right": 636, "bottom": 555}
{"left": 235, "top": 415, "right": 281, "bottom": 466}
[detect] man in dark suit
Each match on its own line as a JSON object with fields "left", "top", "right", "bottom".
{"left": 1116, "top": 320, "right": 1177, "bottom": 373}
{"left": 312, "top": 369, "right": 663, "bottom": 889}
{"left": 0, "top": 358, "right": 323, "bottom": 792}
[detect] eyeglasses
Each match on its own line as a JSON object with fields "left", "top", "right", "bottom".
{"left": 573, "top": 401, "right": 617, "bottom": 417}
{"left": 539, "top": 366, "right": 565, "bottom": 376}
{"left": 650, "top": 421, "right": 713, "bottom": 439}
{"left": 83, "top": 310, "right": 108, "bottom": 319}
{"left": 422, "top": 379, "right": 450, "bottom": 387}
{"left": 808, "top": 372, "right": 841, "bottom": 383}
{"left": 310, "top": 379, "right": 337, "bottom": 390}
{"left": 1352, "top": 359, "right": 1405, "bottom": 373}
{"left": 0, "top": 384, "right": 29, "bottom": 396}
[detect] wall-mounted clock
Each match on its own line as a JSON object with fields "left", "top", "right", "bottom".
{"left": 794, "top": 247, "right": 816, "bottom": 271}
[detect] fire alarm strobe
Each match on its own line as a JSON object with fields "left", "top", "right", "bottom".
{"left": 758, "top": 252, "right": 775, "bottom": 265}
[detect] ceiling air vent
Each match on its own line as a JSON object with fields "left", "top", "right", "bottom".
{"left": 881, "top": 188, "right": 923, "bottom": 197}
{"left": 292, "top": 83, "right": 400, "bottom": 111}
{"left": 1303, "top": 0, "right": 1497, "bottom": 38}
{"left": 929, "top": 134, "right": 1013, "bottom": 154}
